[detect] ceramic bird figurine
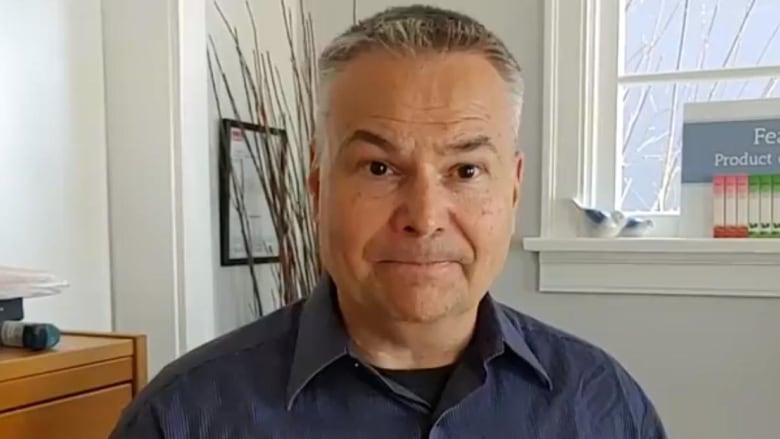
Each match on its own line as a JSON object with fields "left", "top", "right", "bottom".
{"left": 571, "top": 199, "right": 627, "bottom": 238}
{"left": 618, "top": 216, "right": 654, "bottom": 237}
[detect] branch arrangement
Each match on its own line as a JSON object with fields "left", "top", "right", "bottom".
{"left": 208, "top": 0, "right": 320, "bottom": 316}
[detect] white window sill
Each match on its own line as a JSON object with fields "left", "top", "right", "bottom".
{"left": 523, "top": 238, "right": 780, "bottom": 298}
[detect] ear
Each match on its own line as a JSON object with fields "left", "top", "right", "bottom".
{"left": 307, "top": 139, "right": 321, "bottom": 220}
{"left": 512, "top": 153, "right": 524, "bottom": 209}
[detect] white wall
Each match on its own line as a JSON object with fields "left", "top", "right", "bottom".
{"left": 1, "top": 0, "right": 222, "bottom": 377}
{"left": 207, "top": 0, "right": 298, "bottom": 333}
{"left": 0, "top": 1, "right": 112, "bottom": 330}
{"left": 306, "top": 1, "right": 780, "bottom": 438}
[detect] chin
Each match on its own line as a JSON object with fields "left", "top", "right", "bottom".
{"left": 376, "top": 281, "right": 469, "bottom": 323}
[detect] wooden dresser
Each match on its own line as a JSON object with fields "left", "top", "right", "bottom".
{"left": 0, "top": 332, "right": 147, "bottom": 439}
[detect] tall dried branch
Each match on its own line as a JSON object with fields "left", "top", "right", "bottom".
{"left": 654, "top": 0, "right": 690, "bottom": 212}
{"left": 622, "top": 55, "right": 664, "bottom": 162}
{"left": 738, "top": 21, "right": 780, "bottom": 97}
{"left": 207, "top": 45, "right": 264, "bottom": 315}
{"left": 689, "top": 1, "right": 718, "bottom": 101}
{"left": 706, "top": 0, "right": 757, "bottom": 100}
{"left": 624, "top": 0, "right": 681, "bottom": 76}
{"left": 209, "top": 0, "right": 322, "bottom": 315}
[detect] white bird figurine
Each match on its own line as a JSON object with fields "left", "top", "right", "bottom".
{"left": 571, "top": 199, "right": 627, "bottom": 238}
{"left": 618, "top": 217, "right": 654, "bottom": 237}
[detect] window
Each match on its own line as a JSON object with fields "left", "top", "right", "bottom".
{"left": 523, "top": 0, "right": 780, "bottom": 297}
{"left": 619, "top": 0, "right": 780, "bottom": 214}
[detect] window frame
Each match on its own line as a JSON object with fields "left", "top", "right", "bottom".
{"left": 523, "top": 0, "right": 780, "bottom": 298}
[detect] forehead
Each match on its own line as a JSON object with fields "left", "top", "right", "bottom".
{"left": 324, "top": 51, "right": 516, "bottom": 142}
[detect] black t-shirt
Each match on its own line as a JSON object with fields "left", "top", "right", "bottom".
{"left": 375, "top": 365, "right": 456, "bottom": 408}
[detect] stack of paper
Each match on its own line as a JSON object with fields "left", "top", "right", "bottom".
{"left": 0, "top": 266, "right": 68, "bottom": 300}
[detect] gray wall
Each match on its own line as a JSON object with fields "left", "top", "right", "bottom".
{"left": 305, "top": 0, "right": 780, "bottom": 437}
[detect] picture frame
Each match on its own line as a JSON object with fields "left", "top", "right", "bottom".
{"left": 218, "top": 118, "right": 285, "bottom": 266}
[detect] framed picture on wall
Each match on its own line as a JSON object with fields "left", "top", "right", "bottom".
{"left": 218, "top": 118, "right": 284, "bottom": 266}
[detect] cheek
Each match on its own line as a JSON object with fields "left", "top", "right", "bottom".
{"left": 454, "top": 188, "right": 514, "bottom": 247}
{"left": 324, "top": 182, "right": 393, "bottom": 256}
{"left": 456, "top": 190, "right": 512, "bottom": 232}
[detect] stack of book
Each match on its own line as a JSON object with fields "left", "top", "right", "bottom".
{"left": 713, "top": 174, "right": 780, "bottom": 238}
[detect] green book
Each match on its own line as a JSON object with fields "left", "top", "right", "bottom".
{"left": 760, "top": 175, "right": 773, "bottom": 237}
{"left": 773, "top": 175, "right": 780, "bottom": 237}
{"left": 749, "top": 175, "right": 761, "bottom": 237}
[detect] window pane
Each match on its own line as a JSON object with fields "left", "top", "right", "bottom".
{"left": 619, "top": 77, "right": 780, "bottom": 212}
{"left": 624, "top": 0, "right": 780, "bottom": 74}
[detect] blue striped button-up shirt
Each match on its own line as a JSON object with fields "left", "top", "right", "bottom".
{"left": 109, "top": 275, "right": 667, "bottom": 438}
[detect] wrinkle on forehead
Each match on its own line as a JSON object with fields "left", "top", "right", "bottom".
{"left": 339, "top": 113, "right": 496, "bottom": 149}
{"left": 323, "top": 51, "right": 516, "bottom": 158}
{"left": 366, "top": 113, "right": 490, "bottom": 127}
{"left": 361, "top": 102, "right": 495, "bottom": 136}
{"left": 377, "top": 99, "right": 492, "bottom": 112}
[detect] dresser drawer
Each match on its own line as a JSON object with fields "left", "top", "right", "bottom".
{"left": 0, "top": 357, "right": 133, "bottom": 411}
{"left": 0, "top": 384, "right": 132, "bottom": 439}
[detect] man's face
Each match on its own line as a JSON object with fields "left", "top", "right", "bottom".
{"left": 309, "top": 51, "right": 523, "bottom": 323}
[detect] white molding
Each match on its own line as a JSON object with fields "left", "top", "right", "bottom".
{"left": 103, "top": 0, "right": 182, "bottom": 376}
{"left": 594, "top": 0, "right": 620, "bottom": 209}
{"left": 104, "top": 0, "right": 218, "bottom": 376}
{"left": 541, "top": 0, "right": 628, "bottom": 235}
{"left": 524, "top": 237, "right": 780, "bottom": 253}
{"left": 619, "top": 64, "right": 780, "bottom": 85}
{"left": 178, "top": 0, "right": 218, "bottom": 351}
{"left": 541, "top": 0, "right": 595, "bottom": 239}
{"left": 524, "top": 238, "right": 780, "bottom": 297}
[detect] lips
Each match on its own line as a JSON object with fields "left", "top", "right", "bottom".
{"left": 375, "top": 261, "right": 459, "bottom": 273}
{"left": 368, "top": 243, "right": 470, "bottom": 265}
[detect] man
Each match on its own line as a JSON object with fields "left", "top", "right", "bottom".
{"left": 110, "top": 5, "right": 667, "bottom": 438}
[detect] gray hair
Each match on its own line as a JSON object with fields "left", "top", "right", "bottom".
{"left": 314, "top": 5, "right": 524, "bottom": 162}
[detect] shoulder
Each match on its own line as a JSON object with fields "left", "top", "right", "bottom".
{"left": 153, "top": 300, "right": 302, "bottom": 386}
{"left": 496, "top": 303, "right": 667, "bottom": 438}
{"left": 497, "top": 302, "right": 615, "bottom": 369}
{"left": 110, "top": 301, "right": 304, "bottom": 435}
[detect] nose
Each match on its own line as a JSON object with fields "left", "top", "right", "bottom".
{"left": 391, "top": 170, "right": 448, "bottom": 238}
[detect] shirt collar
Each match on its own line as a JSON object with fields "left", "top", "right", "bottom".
{"left": 477, "top": 295, "right": 553, "bottom": 390}
{"left": 285, "top": 275, "right": 553, "bottom": 409}
{"left": 286, "top": 275, "right": 349, "bottom": 410}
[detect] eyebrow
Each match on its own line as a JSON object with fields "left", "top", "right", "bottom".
{"left": 340, "top": 129, "right": 396, "bottom": 154}
{"left": 443, "top": 135, "right": 497, "bottom": 155}
{"left": 340, "top": 129, "right": 498, "bottom": 156}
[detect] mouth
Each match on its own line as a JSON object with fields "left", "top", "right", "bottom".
{"left": 378, "top": 260, "right": 455, "bottom": 266}
{"left": 375, "top": 261, "right": 459, "bottom": 274}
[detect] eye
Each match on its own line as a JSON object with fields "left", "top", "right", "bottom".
{"left": 455, "top": 164, "right": 481, "bottom": 180}
{"left": 368, "top": 161, "right": 390, "bottom": 176}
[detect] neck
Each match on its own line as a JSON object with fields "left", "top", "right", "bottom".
{"left": 338, "top": 295, "right": 479, "bottom": 370}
